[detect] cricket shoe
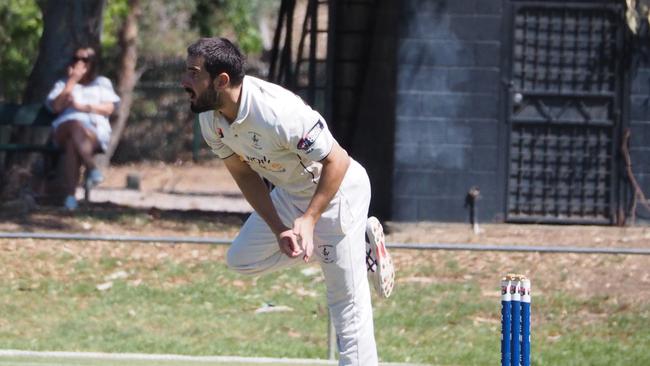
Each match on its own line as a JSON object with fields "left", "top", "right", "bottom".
{"left": 366, "top": 216, "right": 395, "bottom": 298}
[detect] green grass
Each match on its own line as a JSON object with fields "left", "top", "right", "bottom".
{"left": 0, "top": 241, "right": 649, "bottom": 365}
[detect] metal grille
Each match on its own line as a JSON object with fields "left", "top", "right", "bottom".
{"left": 506, "top": 3, "right": 623, "bottom": 224}
{"left": 513, "top": 6, "right": 619, "bottom": 94}
{"left": 509, "top": 124, "right": 612, "bottom": 222}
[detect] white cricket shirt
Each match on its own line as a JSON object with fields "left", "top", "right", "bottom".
{"left": 199, "top": 76, "right": 335, "bottom": 197}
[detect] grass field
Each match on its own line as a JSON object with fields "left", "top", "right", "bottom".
{"left": 0, "top": 232, "right": 649, "bottom": 366}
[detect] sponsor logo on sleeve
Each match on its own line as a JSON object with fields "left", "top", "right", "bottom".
{"left": 297, "top": 120, "right": 324, "bottom": 151}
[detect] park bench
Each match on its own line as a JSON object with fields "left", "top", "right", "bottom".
{"left": 0, "top": 102, "right": 57, "bottom": 154}
{"left": 0, "top": 102, "right": 92, "bottom": 202}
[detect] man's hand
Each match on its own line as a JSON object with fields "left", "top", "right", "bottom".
{"left": 277, "top": 229, "right": 302, "bottom": 258}
{"left": 293, "top": 143, "right": 349, "bottom": 263}
{"left": 293, "top": 215, "right": 315, "bottom": 262}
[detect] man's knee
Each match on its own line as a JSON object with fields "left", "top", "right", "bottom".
{"left": 225, "top": 245, "right": 240, "bottom": 269}
{"left": 225, "top": 243, "right": 252, "bottom": 274}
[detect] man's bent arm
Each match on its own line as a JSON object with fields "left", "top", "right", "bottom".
{"left": 305, "top": 143, "right": 350, "bottom": 222}
{"left": 292, "top": 143, "right": 350, "bottom": 261}
{"left": 224, "top": 154, "right": 302, "bottom": 258}
{"left": 223, "top": 154, "right": 286, "bottom": 235}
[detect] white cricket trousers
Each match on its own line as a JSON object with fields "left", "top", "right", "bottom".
{"left": 226, "top": 159, "right": 378, "bottom": 366}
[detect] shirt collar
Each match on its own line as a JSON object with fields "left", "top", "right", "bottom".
{"left": 230, "top": 76, "right": 250, "bottom": 126}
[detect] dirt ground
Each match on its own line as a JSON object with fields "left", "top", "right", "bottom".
{"left": 98, "top": 160, "right": 650, "bottom": 247}
{"left": 1, "top": 161, "right": 649, "bottom": 306}
{"left": 83, "top": 160, "right": 252, "bottom": 212}
{"left": 101, "top": 159, "right": 240, "bottom": 195}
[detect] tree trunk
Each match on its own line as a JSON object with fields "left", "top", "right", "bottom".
{"left": 3, "top": 0, "right": 105, "bottom": 173}
{"left": 23, "top": 0, "right": 106, "bottom": 104}
{"left": 99, "top": 0, "right": 142, "bottom": 167}
{"left": 0, "top": 0, "right": 106, "bottom": 200}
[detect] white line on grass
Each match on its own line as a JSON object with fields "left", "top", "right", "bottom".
{"left": 0, "top": 350, "right": 426, "bottom": 366}
{"left": 1, "top": 350, "right": 332, "bottom": 365}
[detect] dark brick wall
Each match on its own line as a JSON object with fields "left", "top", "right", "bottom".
{"left": 629, "top": 65, "right": 650, "bottom": 222}
{"left": 392, "top": 0, "right": 505, "bottom": 221}
{"left": 337, "top": 0, "right": 398, "bottom": 220}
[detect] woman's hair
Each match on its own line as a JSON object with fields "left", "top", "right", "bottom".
{"left": 70, "top": 44, "right": 101, "bottom": 83}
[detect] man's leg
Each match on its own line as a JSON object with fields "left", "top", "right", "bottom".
{"left": 226, "top": 188, "right": 303, "bottom": 275}
{"left": 315, "top": 160, "right": 377, "bottom": 366}
{"left": 317, "top": 218, "right": 377, "bottom": 366}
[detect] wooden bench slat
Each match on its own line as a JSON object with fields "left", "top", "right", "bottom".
{"left": 0, "top": 144, "right": 59, "bottom": 152}
{"left": 0, "top": 103, "right": 55, "bottom": 126}
{"left": 1, "top": 101, "right": 95, "bottom": 201}
{"left": 0, "top": 101, "right": 58, "bottom": 154}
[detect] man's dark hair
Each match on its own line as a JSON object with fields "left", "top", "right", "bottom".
{"left": 187, "top": 37, "right": 246, "bottom": 85}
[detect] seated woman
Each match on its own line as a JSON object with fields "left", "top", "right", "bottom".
{"left": 46, "top": 45, "right": 120, "bottom": 210}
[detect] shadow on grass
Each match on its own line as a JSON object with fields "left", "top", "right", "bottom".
{"left": 0, "top": 201, "right": 249, "bottom": 233}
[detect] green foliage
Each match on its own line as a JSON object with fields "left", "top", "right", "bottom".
{"left": 105, "top": 0, "right": 277, "bottom": 62}
{"left": 102, "top": 0, "right": 129, "bottom": 51}
{"left": 191, "top": 0, "right": 217, "bottom": 36}
{"left": 190, "top": 0, "right": 279, "bottom": 55}
{"left": 0, "top": 0, "right": 278, "bottom": 102}
{"left": 225, "top": 0, "right": 264, "bottom": 54}
{"left": 138, "top": 0, "right": 199, "bottom": 60}
{"left": 101, "top": 0, "right": 129, "bottom": 54}
{"left": 0, "top": 0, "right": 42, "bottom": 102}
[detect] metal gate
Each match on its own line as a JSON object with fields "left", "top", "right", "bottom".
{"left": 505, "top": 2, "right": 625, "bottom": 224}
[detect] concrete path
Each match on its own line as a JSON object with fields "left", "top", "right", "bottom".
{"left": 76, "top": 187, "right": 252, "bottom": 213}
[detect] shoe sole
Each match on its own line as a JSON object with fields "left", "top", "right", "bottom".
{"left": 366, "top": 217, "right": 395, "bottom": 298}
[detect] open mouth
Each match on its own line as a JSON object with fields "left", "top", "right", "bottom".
{"left": 184, "top": 87, "right": 196, "bottom": 101}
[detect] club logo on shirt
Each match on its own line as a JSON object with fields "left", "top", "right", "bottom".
{"left": 217, "top": 128, "right": 224, "bottom": 138}
{"left": 244, "top": 154, "right": 286, "bottom": 173}
{"left": 248, "top": 131, "right": 263, "bottom": 150}
{"left": 297, "top": 120, "right": 324, "bottom": 151}
{"left": 317, "top": 244, "right": 335, "bottom": 263}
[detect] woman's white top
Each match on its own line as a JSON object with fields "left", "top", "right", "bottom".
{"left": 46, "top": 76, "right": 120, "bottom": 150}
